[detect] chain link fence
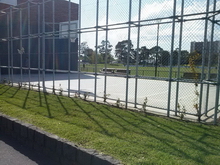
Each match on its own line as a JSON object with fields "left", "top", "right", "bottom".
{"left": 0, "top": 0, "right": 219, "bottom": 124}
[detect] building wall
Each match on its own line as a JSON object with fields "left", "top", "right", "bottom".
{"left": 190, "top": 41, "right": 220, "bottom": 54}
{"left": 190, "top": 41, "right": 220, "bottom": 66}
{"left": 0, "top": 0, "right": 78, "bottom": 37}
{"left": 0, "top": 3, "right": 10, "bottom": 10}
{"left": 0, "top": 0, "right": 79, "bottom": 74}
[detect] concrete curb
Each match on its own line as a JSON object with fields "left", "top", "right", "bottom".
{"left": 0, "top": 114, "right": 122, "bottom": 165}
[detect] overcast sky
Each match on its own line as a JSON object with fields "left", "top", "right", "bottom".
{"left": 70, "top": 0, "right": 220, "bottom": 52}
{"left": 0, "top": 0, "right": 17, "bottom": 6}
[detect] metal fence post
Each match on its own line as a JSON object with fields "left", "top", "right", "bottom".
{"left": 94, "top": 0, "right": 99, "bottom": 102}
{"left": 214, "top": 51, "right": 220, "bottom": 125}
{"left": 42, "top": 0, "right": 46, "bottom": 92}
{"left": 175, "top": 0, "right": 184, "bottom": 116}
{"left": 134, "top": 0, "right": 142, "bottom": 108}
{"left": 212, "top": 0, "right": 219, "bottom": 125}
{"left": 28, "top": 1, "right": 31, "bottom": 88}
{"left": 104, "top": 0, "right": 110, "bottom": 101}
{"left": 52, "top": 0, "right": 55, "bottom": 92}
{"left": 10, "top": 7, "right": 13, "bottom": 85}
{"left": 205, "top": 0, "right": 216, "bottom": 116}
{"left": 19, "top": 8, "right": 23, "bottom": 84}
{"left": 78, "top": 0, "right": 82, "bottom": 95}
{"left": 198, "top": 0, "right": 210, "bottom": 122}
{"left": 155, "top": 20, "right": 160, "bottom": 77}
{"left": 38, "top": 2, "right": 41, "bottom": 90}
{"left": 125, "top": 0, "right": 132, "bottom": 109}
{"left": 7, "top": 11, "right": 11, "bottom": 83}
{"left": 167, "top": 0, "right": 177, "bottom": 117}
{"left": 68, "top": 0, "right": 71, "bottom": 97}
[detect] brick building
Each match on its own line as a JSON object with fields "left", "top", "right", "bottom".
{"left": 0, "top": 0, "right": 79, "bottom": 74}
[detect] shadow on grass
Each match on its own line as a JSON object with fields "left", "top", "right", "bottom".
{"left": 0, "top": 84, "right": 219, "bottom": 164}
{"left": 138, "top": 114, "right": 220, "bottom": 164}
{"left": 148, "top": 116, "right": 220, "bottom": 152}
{"left": 88, "top": 102, "right": 129, "bottom": 131}
{"left": 87, "top": 101, "right": 219, "bottom": 164}
{"left": 0, "top": 84, "right": 5, "bottom": 89}
{"left": 43, "top": 93, "right": 52, "bottom": 118}
{"left": 56, "top": 95, "right": 69, "bottom": 115}
{"left": 22, "top": 89, "right": 30, "bottom": 109}
{"left": 10, "top": 87, "right": 21, "bottom": 98}
{"left": 0, "top": 85, "right": 11, "bottom": 95}
{"left": 38, "top": 89, "right": 42, "bottom": 107}
{"left": 71, "top": 98, "right": 111, "bottom": 136}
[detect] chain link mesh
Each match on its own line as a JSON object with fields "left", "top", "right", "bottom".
{"left": 0, "top": 0, "right": 219, "bottom": 123}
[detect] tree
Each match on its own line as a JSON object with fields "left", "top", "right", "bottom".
{"left": 138, "top": 46, "right": 150, "bottom": 66}
{"left": 188, "top": 51, "right": 202, "bottom": 66}
{"left": 168, "top": 49, "right": 189, "bottom": 65}
{"left": 106, "top": 54, "right": 114, "bottom": 64}
{"left": 97, "top": 40, "right": 112, "bottom": 54}
{"left": 80, "top": 42, "right": 89, "bottom": 56}
{"left": 211, "top": 53, "right": 219, "bottom": 66}
{"left": 96, "top": 40, "right": 113, "bottom": 63}
{"left": 150, "top": 46, "right": 164, "bottom": 65}
{"left": 161, "top": 51, "right": 170, "bottom": 66}
{"left": 180, "top": 50, "right": 189, "bottom": 65}
{"left": 173, "top": 50, "right": 179, "bottom": 66}
{"left": 172, "top": 49, "right": 189, "bottom": 66}
{"left": 80, "top": 42, "right": 93, "bottom": 63}
{"left": 115, "top": 40, "right": 135, "bottom": 65}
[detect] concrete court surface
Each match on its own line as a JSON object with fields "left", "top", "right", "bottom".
{"left": 0, "top": 133, "right": 58, "bottom": 165}
{"left": 2, "top": 73, "right": 219, "bottom": 121}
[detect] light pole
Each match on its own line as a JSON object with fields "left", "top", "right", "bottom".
{"left": 155, "top": 20, "right": 161, "bottom": 77}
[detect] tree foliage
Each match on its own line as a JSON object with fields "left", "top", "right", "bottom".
{"left": 138, "top": 46, "right": 150, "bottom": 66}
{"left": 80, "top": 40, "right": 114, "bottom": 64}
{"left": 172, "top": 50, "right": 189, "bottom": 66}
{"left": 80, "top": 42, "right": 93, "bottom": 63}
{"left": 188, "top": 51, "right": 202, "bottom": 66}
{"left": 96, "top": 40, "right": 113, "bottom": 63}
{"left": 161, "top": 51, "right": 170, "bottom": 66}
{"left": 115, "top": 40, "right": 135, "bottom": 64}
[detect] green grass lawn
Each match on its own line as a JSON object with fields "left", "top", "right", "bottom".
{"left": 0, "top": 84, "right": 220, "bottom": 164}
{"left": 80, "top": 64, "right": 217, "bottom": 78}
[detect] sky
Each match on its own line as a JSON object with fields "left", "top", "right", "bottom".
{"left": 1, "top": 0, "right": 219, "bottom": 55}
{"left": 0, "top": 0, "right": 17, "bottom": 6}
{"left": 69, "top": 0, "right": 220, "bottom": 53}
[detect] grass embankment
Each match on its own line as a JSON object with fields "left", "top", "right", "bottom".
{"left": 0, "top": 84, "right": 220, "bottom": 165}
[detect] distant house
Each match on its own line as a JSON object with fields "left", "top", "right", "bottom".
{"left": 0, "top": 0, "right": 79, "bottom": 74}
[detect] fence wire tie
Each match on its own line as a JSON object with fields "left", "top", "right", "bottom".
{"left": 94, "top": 26, "right": 103, "bottom": 29}
{"left": 127, "top": 21, "right": 139, "bottom": 26}
{"left": 169, "top": 16, "right": 179, "bottom": 19}
{"left": 207, "top": 12, "right": 220, "bottom": 19}
{"left": 176, "top": 18, "right": 186, "bottom": 22}
{"left": 133, "top": 23, "right": 142, "bottom": 27}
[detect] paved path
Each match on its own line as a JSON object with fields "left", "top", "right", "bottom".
{"left": 3, "top": 73, "right": 219, "bottom": 122}
{"left": 0, "top": 133, "right": 58, "bottom": 165}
